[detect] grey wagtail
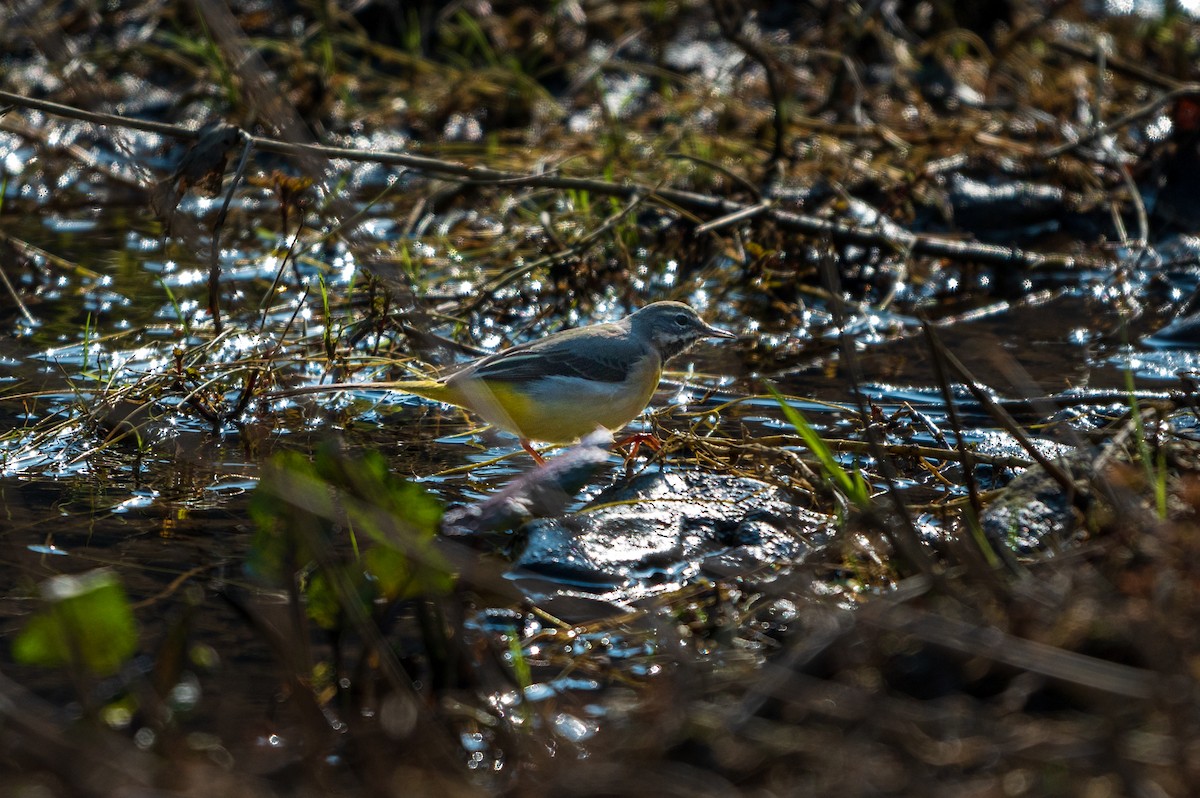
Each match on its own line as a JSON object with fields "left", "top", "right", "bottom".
{"left": 278, "top": 301, "right": 736, "bottom": 463}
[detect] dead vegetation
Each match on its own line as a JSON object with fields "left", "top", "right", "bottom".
{"left": 3, "top": 0, "right": 1200, "bottom": 795}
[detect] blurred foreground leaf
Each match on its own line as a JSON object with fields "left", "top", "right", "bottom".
{"left": 248, "top": 443, "right": 453, "bottom": 628}
{"left": 13, "top": 570, "right": 138, "bottom": 677}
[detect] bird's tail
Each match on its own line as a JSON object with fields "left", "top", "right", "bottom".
{"left": 269, "top": 379, "right": 454, "bottom": 404}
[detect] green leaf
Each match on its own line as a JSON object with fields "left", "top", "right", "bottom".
{"left": 312, "top": 448, "right": 443, "bottom": 540}
{"left": 365, "top": 544, "right": 453, "bottom": 601}
{"left": 245, "top": 450, "right": 337, "bottom": 584}
{"left": 13, "top": 570, "right": 138, "bottom": 676}
{"left": 363, "top": 545, "right": 411, "bottom": 601}
{"left": 767, "top": 384, "right": 872, "bottom": 508}
{"left": 246, "top": 442, "right": 454, "bottom": 627}
{"left": 304, "top": 569, "right": 343, "bottom": 630}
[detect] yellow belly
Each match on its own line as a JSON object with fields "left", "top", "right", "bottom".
{"left": 428, "top": 358, "right": 662, "bottom": 442}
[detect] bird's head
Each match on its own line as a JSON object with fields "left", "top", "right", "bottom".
{"left": 629, "top": 301, "right": 737, "bottom": 361}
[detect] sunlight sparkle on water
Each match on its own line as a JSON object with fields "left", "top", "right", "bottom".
{"left": 54, "top": 168, "right": 82, "bottom": 191}
{"left": 27, "top": 544, "right": 68, "bottom": 556}
{"left": 46, "top": 126, "right": 73, "bottom": 148}
{"left": 169, "top": 677, "right": 201, "bottom": 710}
{"left": 173, "top": 269, "right": 205, "bottom": 287}
{"left": 553, "top": 713, "right": 596, "bottom": 742}
{"left": 494, "top": 286, "right": 519, "bottom": 303}
{"left": 1107, "top": 0, "right": 1200, "bottom": 16}
{"left": 670, "top": 386, "right": 696, "bottom": 406}
{"left": 1146, "top": 113, "right": 1173, "bottom": 142}
{"left": 333, "top": 252, "right": 356, "bottom": 283}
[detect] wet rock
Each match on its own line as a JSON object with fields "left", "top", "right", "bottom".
{"left": 509, "top": 470, "right": 828, "bottom": 607}
{"left": 979, "top": 451, "right": 1094, "bottom": 553}
{"left": 1141, "top": 236, "right": 1200, "bottom": 347}
{"left": 91, "top": 397, "right": 157, "bottom": 443}
{"left": 1146, "top": 311, "right": 1200, "bottom": 347}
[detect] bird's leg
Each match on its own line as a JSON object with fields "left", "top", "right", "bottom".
{"left": 615, "top": 432, "right": 663, "bottom": 461}
{"left": 520, "top": 439, "right": 547, "bottom": 465}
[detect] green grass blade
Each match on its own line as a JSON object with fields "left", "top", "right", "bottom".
{"left": 767, "top": 384, "right": 871, "bottom": 507}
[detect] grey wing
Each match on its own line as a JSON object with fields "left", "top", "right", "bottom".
{"left": 467, "top": 345, "right": 630, "bottom": 383}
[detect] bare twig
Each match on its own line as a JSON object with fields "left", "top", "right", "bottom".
{"left": 695, "top": 199, "right": 773, "bottom": 235}
{"left": 0, "top": 261, "right": 34, "bottom": 325}
{"left": 921, "top": 323, "right": 1078, "bottom": 496}
{"left": 0, "top": 88, "right": 1094, "bottom": 271}
{"left": 710, "top": 0, "right": 788, "bottom": 166}
{"left": 1050, "top": 37, "right": 1184, "bottom": 91}
{"left": 862, "top": 601, "right": 1155, "bottom": 699}
{"left": 208, "top": 132, "right": 254, "bottom": 334}
{"left": 1039, "top": 83, "right": 1200, "bottom": 158}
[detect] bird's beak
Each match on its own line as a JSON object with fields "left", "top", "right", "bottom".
{"left": 701, "top": 320, "right": 737, "bottom": 340}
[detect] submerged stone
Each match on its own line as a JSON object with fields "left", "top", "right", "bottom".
{"left": 508, "top": 469, "right": 828, "bottom": 608}
{"left": 979, "top": 451, "right": 1095, "bottom": 554}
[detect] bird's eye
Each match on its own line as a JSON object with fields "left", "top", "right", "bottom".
{"left": 674, "top": 313, "right": 690, "bottom": 326}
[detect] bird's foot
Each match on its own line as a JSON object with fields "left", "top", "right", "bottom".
{"left": 615, "top": 432, "right": 662, "bottom": 461}
{"left": 520, "top": 439, "right": 548, "bottom": 465}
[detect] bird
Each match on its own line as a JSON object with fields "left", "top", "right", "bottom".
{"left": 275, "top": 301, "right": 737, "bottom": 463}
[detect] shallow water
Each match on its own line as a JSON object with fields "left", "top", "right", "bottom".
{"left": 4, "top": 3, "right": 1200, "bottom": 791}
